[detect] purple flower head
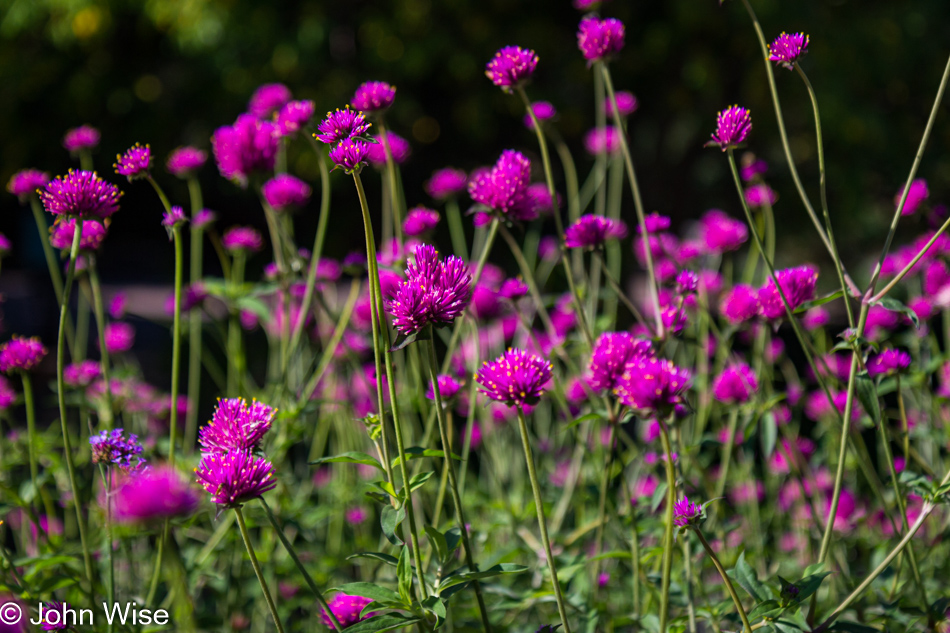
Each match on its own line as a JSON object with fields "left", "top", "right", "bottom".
{"left": 500, "top": 277, "right": 529, "bottom": 299}
{"left": 640, "top": 212, "right": 672, "bottom": 234}
{"left": 90, "top": 428, "right": 144, "bottom": 470}
{"left": 426, "top": 374, "right": 462, "bottom": 402}
{"left": 386, "top": 244, "right": 473, "bottom": 334}
{"left": 63, "top": 125, "right": 100, "bottom": 153}
{"left": 6, "top": 169, "right": 50, "bottom": 202}
{"left": 49, "top": 217, "right": 108, "bottom": 252}
{"left": 741, "top": 157, "right": 768, "bottom": 181}
{"left": 803, "top": 306, "right": 830, "bottom": 331}
{"left": 162, "top": 206, "right": 189, "bottom": 235}
{"left": 222, "top": 226, "right": 264, "bottom": 254}
{"left": 40, "top": 170, "right": 122, "bottom": 220}
{"left": 366, "top": 131, "right": 411, "bottom": 167}
{"left": 720, "top": 284, "right": 759, "bottom": 324}
{"left": 758, "top": 265, "right": 818, "bottom": 320}
{"left": 0, "top": 233, "right": 9, "bottom": 257}
{"left": 676, "top": 270, "right": 699, "bottom": 295}
{"left": 708, "top": 105, "right": 752, "bottom": 151}
{"left": 328, "top": 138, "right": 370, "bottom": 173}
{"left": 485, "top": 46, "right": 539, "bottom": 93}
{"left": 321, "top": 594, "right": 375, "bottom": 629}
{"left": 673, "top": 495, "right": 703, "bottom": 527}
{"left": 114, "top": 466, "right": 200, "bottom": 523}
{"left": 38, "top": 601, "right": 72, "bottom": 630}
{"left": 577, "top": 16, "right": 626, "bottom": 63}
{"left": 314, "top": 106, "right": 371, "bottom": 144}
{"left": 199, "top": 397, "right": 276, "bottom": 455}
{"left": 713, "top": 363, "right": 759, "bottom": 404}
{"left": 588, "top": 332, "right": 653, "bottom": 393}
{"left": 605, "top": 91, "right": 638, "bottom": 117}
{"left": 769, "top": 32, "right": 809, "bottom": 69}
{"left": 110, "top": 293, "right": 127, "bottom": 319}
{"left": 192, "top": 208, "right": 217, "bottom": 230}
{"left": 114, "top": 143, "right": 151, "bottom": 180}
{"left": 867, "top": 349, "right": 912, "bottom": 378}
{"left": 895, "top": 179, "right": 929, "bottom": 216}
{"left": 403, "top": 206, "right": 440, "bottom": 237}
{"left": 745, "top": 183, "right": 777, "bottom": 208}
{"left": 166, "top": 146, "right": 208, "bottom": 179}
{"left": 565, "top": 214, "right": 628, "bottom": 249}
{"left": 262, "top": 174, "right": 311, "bottom": 212}
{"left": 0, "top": 336, "right": 47, "bottom": 373}
{"left": 468, "top": 149, "right": 532, "bottom": 215}
{"left": 351, "top": 81, "right": 396, "bottom": 113}
{"left": 700, "top": 209, "right": 748, "bottom": 254}
{"left": 248, "top": 83, "right": 292, "bottom": 119}
{"left": 211, "top": 114, "right": 279, "bottom": 187}
{"left": 426, "top": 168, "right": 468, "bottom": 200}
{"left": 523, "top": 101, "right": 558, "bottom": 129}
{"left": 195, "top": 449, "right": 277, "bottom": 506}
{"left": 475, "top": 348, "right": 553, "bottom": 408}
{"left": 64, "top": 360, "right": 101, "bottom": 388}
{"left": 584, "top": 126, "right": 622, "bottom": 156}
{"left": 614, "top": 357, "right": 691, "bottom": 415}
{"left": 103, "top": 322, "right": 135, "bottom": 354}
{"left": 275, "top": 99, "right": 316, "bottom": 137}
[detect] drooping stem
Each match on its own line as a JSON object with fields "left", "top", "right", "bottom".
{"left": 657, "top": 417, "right": 677, "bottom": 633}
{"left": 169, "top": 226, "right": 184, "bottom": 463}
{"left": 694, "top": 529, "right": 753, "bottom": 633}
{"left": 234, "top": 505, "right": 287, "bottom": 633}
{"left": 87, "top": 260, "right": 115, "bottom": 428}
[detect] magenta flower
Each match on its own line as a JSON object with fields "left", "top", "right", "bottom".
{"left": 366, "top": 131, "right": 412, "bottom": 167}
{"left": 700, "top": 209, "right": 748, "bottom": 254}
{"left": 40, "top": 170, "right": 122, "bottom": 220}
{"left": 895, "top": 178, "right": 928, "bottom": 216}
{"left": 745, "top": 183, "right": 777, "bottom": 207}
{"left": 114, "top": 466, "right": 200, "bottom": 523}
{"left": 351, "top": 81, "right": 396, "bottom": 113}
{"left": 720, "top": 284, "right": 759, "bottom": 324}
{"left": 195, "top": 449, "right": 278, "bottom": 507}
{"left": 708, "top": 105, "right": 752, "bottom": 151}
{"left": 475, "top": 348, "right": 553, "bottom": 408}
{"left": 90, "top": 428, "right": 144, "bottom": 470}
{"left": 500, "top": 278, "right": 529, "bottom": 299}
{"left": 64, "top": 360, "right": 101, "bottom": 388}
{"left": 166, "top": 146, "right": 208, "bottom": 178}
{"left": 676, "top": 270, "right": 699, "bottom": 295}
{"left": 193, "top": 208, "right": 217, "bottom": 230}
{"left": 0, "top": 336, "right": 47, "bottom": 373}
{"left": 403, "top": 206, "right": 440, "bottom": 237}
{"left": 386, "top": 244, "right": 473, "bottom": 334}
{"left": 49, "top": 217, "right": 108, "bottom": 252}
{"left": 673, "top": 496, "right": 703, "bottom": 527}
{"left": 426, "top": 168, "right": 468, "bottom": 200}
{"left": 758, "top": 265, "right": 818, "bottom": 320}
{"left": 161, "top": 206, "right": 188, "bottom": 235}
{"left": 426, "top": 374, "right": 462, "bottom": 402}
{"left": 605, "top": 91, "right": 638, "bottom": 117}
{"left": 275, "top": 99, "right": 316, "bottom": 136}
{"left": 198, "top": 397, "right": 276, "bottom": 455}
{"left": 468, "top": 149, "right": 532, "bottom": 215}
{"left": 211, "top": 114, "right": 279, "bottom": 187}
{"left": 321, "top": 594, "right": 375, "bottom": 629}
{"left": 63, "top": 125, "right": 101, "bottom": 153}
{"left": 741, "top": 158, "right": 768, "bottom": 182}
{"left": 102, "top": 322, "right": 135, "bottom": 354}
{"left": 114, "top": 143, "right": 151, "bottom": 180}
{"left": 248, "top": 83, "right": 292, "bottom": 119}
{"left": 565, "top": 214, "right": 628, "bottom": 249}
{"left": 523, "top": 101, "right": 558, "bottom": 129}
{"left": 577, "top": 16, "right": 625, "bottom": 62}
{"left": 712, "top": 363, "right": 759, "bottom": 404}
{"left": 584, "top": 126, "right": 622, "bottom": 156}
{"left": 222, "top": 226, "right": 264, "bottom": 254}
{"left": 614, "top": 357, "right": 691, "bottom": 415}
{"left": 314, "top": 107, "right": 371, "bottom": 144}
{"left": 38, "top": 601, "right": 72, "bottom": 630}
{"left": 328, "top": 138, "right": 370, "bottom": 173}
{"left": 261, "top": 174, "right": 311, "bottom": 211}
{"left": 6, "top": 169, "right": 50, "bottom": 202}
{"left": 769, "top": 32, "right": 809, "bottom": 69}
{"left": 588, "top": 332, "right": 653, "bottom": 393}
{"left": 485, "top": 46, "right": 539, "bottom": 93}
{"left": 867, "top": 349, "right": 912, "bottom": 378}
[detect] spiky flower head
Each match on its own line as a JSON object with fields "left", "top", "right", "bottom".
{"left": 588, "top": 332, "right": 653, "bottom": 393}
{"left": 113, "top": 143, "right": 151, "bottom": 180}
{"left": 565, "top": 214, "right": 628, "bottom": 249}
{"left": 745, "top": 183, "right": 777, "bottom": 208}
{"left": 90, "top": 428, "right": 144, "bottom": 471}
{"left": 195, "top": 449, "right": 277, "bottom": 507}
{"left": 475, "top": 348, "right": 553, "bottom": 408}
{"left": 866, "top": 349, "right": 912, "bottom": 378}
{"left": 468, "top": 149, "right": 532, "bottom": 215}
{"left": 114, "top": 466, "right": 200, "bottom": 523}
{"left": 222, "top": 226, "right": 264, "bottom": 254}
{"left": 485, "top": 46, "right": 539, "bottom": 93}
{"left": 523, "top": 101, "right": 558, "bottom": 129}
{"left": 162, "top": 206, "right": 189, "bottom": 236}
{"left": 63, "top": 125, "right": 101, "bottom": 153}
{"left": 166, "top": 146, "right": 208, "bottom": 178}
{"left": 426, "top": 374, "right": 462, "bottom": 402}
{"left": 6, "top": 169, "right": 50, "bottom": 202}
{"left": 351, "top": 81, "right": 397, "bottom": 113}
{"left": 40, "top": 170, "right": 122, "bottom": 219}
{"left": 366, "top": 131, "right": 412, "bottom": 167}
{"left": 673, "top": 495, "right": 703, "bottom": 527}
{"left": 758, "top": 265, "right": 818, "bottom": 320}
{"left": 314, "top": 107, "right": 371, "bottom": 144}
{"left": 707, "top": 106, "right": 752, "bottom": 151}
{"left": 403, "top": 206, "right": 440, "bottom": 237}
{"left": 211, "top": 114, "right": 279, "bottom": 187}
{"left": 0, "top": 336, "right": 48, "bottom": 373}
{"left": 64, "top": 360, "right": 101, "bottom": 388}
{"left": 426, "top": 168, "right": 468, "bottom": 200}
{"left": 614, "top": 357, "right": 691, "bottom": 416}
{"left": 386, "top": 244, "right": 473, "bottom": 334}
{"left": 712, "top": 363, "right": 759, "bottom": 404}
{"left": 720, "top": 284, "right": 759, "bottom": 324}
{"left": 49, "top": 217, "right": 109, "bottom": 252}
{"left": 248, "top": 83, "right": 292, "bottom": 119}
{"left": 577, "top": 16, "right": 626, "bottom": 63}
{"left": 769, "top": 32, "right": 809, "bottom": 69}
{"left": 261, "top": 174, "right": 312, "bottom": 212}
{"left": 321, "top": 594, "right": 375, "bottom": 629}
{"left": 275, "top": 99, "right": 316, "bottom": 137}
{"left": 198, "top": 397, "right": 276, "bottom": 455}
{"left": 328, "top": 138, "right": 370, "bottom": 173}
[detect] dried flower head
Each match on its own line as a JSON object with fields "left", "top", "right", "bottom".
{"left": 769, "top": 32, "right": 809, "bottom": 69}
{"left": 485, "top": 46, "right": 539, "bottom": 93}
{"left": 40, "top": 170, "right": 122, "bottom": 220}
{"left": 708, "top": 106, "right": 752, "bottom": 151}
{"left": 475, "top": 348, "right": 553, "bottom": 408}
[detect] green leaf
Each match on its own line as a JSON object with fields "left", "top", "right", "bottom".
{"left": 855, "top": 373, "right": 882, "bottom": 424}
{"left": 795, "top": 290, "right": 844, "bottom": 313}
{"left": 565, "top": 412, "right": 603, "bottom": 430}
{"left": 802, "top": 562, "right": 826, "bottom": 577}
{"left": 760, "top": 411, "right": 777, "bottom": 458}
{"left": 443, "top": 527, "right": 461, "bottom": 557}
{"left": 390, "top": 329, "right": 429, "bottom": 352}
{"left": 772, "top": 619, "right": 808, "bottom": 633}
{"left": 397, "top": 547, "right": 412, "bottom": 606}
{"left": 727, "top": 552, "right": 769, "bottom": 602}
{"left": 424, "top": 526, "right": 449, "bottom": 566}
{"left": 408, "top": 470, "right": 436, "bottom": 492}
{"left": 794, "top": 571, "right": 832, "bottom": 602}
{"left": 390, "top": 447, "right": 461, "bottom": 470}
{"left": 875, "top": 296, "right": 920, "bottom": 329}
{"left": 331, "top": 582, "right": 402, "bottom": 605}
{"left": 333, "top": 613, "right": 423, "bottom": 633}
{"left": 749, "top": 600, "right": 784, "bottom": 619}
{"left": 422, "top": 595, "right": 447, "bottom": 621}
{"left": 309, "top": 452, "right": 383, "bottom": 470}
{"left": 828, "top": 621, "right": 880, "bottom": 633}
{"left": 438, "top": 563, "right": 528, "bottom": 590}
{"left": 381, "top": 505, "right": 406, "bottom": 546}
{"left": 347, "top": 552, "right": 400, "bottom": 567}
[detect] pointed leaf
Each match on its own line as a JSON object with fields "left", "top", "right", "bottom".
{"left": 309, "top": 452, "right": 383, "bottom": 470}
{"left": 347, "top": 552, "right": 400, "bottom": 567}
{"left": 381, "top": 505, "right": 406, "bottom": 546}
{"left": 397, "top": 547, "right": 412, "bottom": 606}
{"left": 424, "top": 526, "right": 449, "bottom": 566}
{"left": 727, "top": 552, "right": 769, "bottom": 602}
{"left": 854, "top": 373, "right": 882, "bottom": 424}
{"left": 875, "top": 297, "right": 920, "bottom": 329}
{"left": 760, "top": 411, "right": 777, "bottom": 458}
{"left": 331, "top": 582, "right": 402, "bottom": 604}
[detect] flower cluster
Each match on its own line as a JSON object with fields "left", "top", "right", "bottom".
{"left": 49, "top": 217, "right": 109, "bottom": 252}
{"left": 261, "top": 174, "right": 312, "bottom": 211}
{"left": 315, "top": 107, "right": 371, "bottom": 144}
{"left": 40, "top": 170, "right": 122, "bottom": 219}
{"left": 114, "top": 143, "right": 151, "bottom": 180}
{"left": 614, "top": 357, "right": 691, "bottom": 416}
{"left": 352, "top": 81, "right": 396, "bottom": 113}
{"left": 248, "top": 83, "right": 292, "bottom": 119}
{"left": 321, "top": 594, "right": 375, "bottom": 629}
{"left": 485, "top": 46, "right": 538, "bottom": 93}
{"left": 565, "top": 214, "right": 628, "bottom": 249}
{"left": 166, "top": 146, "right": 208, "bottom": 178}
{"left": 475, "top": 348, "right": 552, "bottom": 408}
{"left": 63, "top": 125, "right": 100, "bottom": 153}
{"left": 114, "top": 466, "right": 200, "bottom": 523}
{"left": 199, "top": 397, "right": 276, "bottom": 455}
{"left": 712, "top": 363, "right": 759, "bottom": 404}
{"left": 6, "top": 168, "right": 50, "bottom": 201}
{"left": 211, "top": 114, "right": 279, "bottom": 186}
{"left": 758, "top": 265, "right": 819, "bottom": 320}
{"left": 403, "top": 206, "right": 440, "bottom": 237}
{"left": 89, "top": 428, "right": 144, "bottom": 470}
{"left": 386, "top": 244, "right": 473, "bottom": 334}
{"left": 426, "top": 168, "right": 468, "bottom": 200}
{"left": 577, "top": 15, "right": 625, "bottom": 63}
{"left": 468, "top": 149, "right": 534, "bottom": 218}
{"left": 769, "top": 32, "right": 809, "bottom": 69}
{"left": 673, "top": 496, "right": 703, "bottom": 527}
{"left": 0, "top": 336, "right": 47, "bottom": 373}
{"left": 588, "top": 332, "right": 653, "bottom": 393}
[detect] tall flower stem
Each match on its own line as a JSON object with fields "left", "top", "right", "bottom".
{"left": 260, "top": 198, "right": 292, "bottom": 369}
{"left": 98, "top": 464, "right": 115, "bottom": 633}
{"left": 424, "top": 330, "right": 492, "bottom": 633}
{"left": 693, "top": 529, "right": 752, "bottom": 633}
{"left": 714, "top": 409, "right": 741, "bottom": 501}
{"left": 169, "top": 226, "right": 184, "bottom": 463}
{"left": 257, "top": 497, "right": 342, "bottom": 632}
{"left": 227, "top": 251, "right": 248, "bottom": 396}
{"left": 444, "top": 197, "right": 469, "bottom": 262}
{"left": 87, "top": 260, "right": 115, "bottom": 428}
{"left": 376, "top": 118, "right": 405, "bottom": 246}
{"left": 515, "top": 406, "right": 572, "bottom": 633}
{"left": 184, "top": 177, "right": 206, "bottom": 454}
{"left": 234, "top": 506, "right": 287, "bottom": 633}
{"left": 657, "top": 417, "right": 677, "bottom": 633}
{"left": 21, "top": 373, "right": 54, "bottom": 519}
{"left": 594, "top": 251, "right": 654, "bottom": 335}
{"left": 591, "top": 420, "right": 617, "bottom": 594}
{"left": 28, "top": 198, "right": 75, "bottom": 356}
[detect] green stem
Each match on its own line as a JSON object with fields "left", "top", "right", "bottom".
{"left": 87, "top": 260, "right": 115, "bottom": 428}
{"left": 169, "top": 226, "right": 184, "bottom": 463}
{"left": 184, "top": 178, "right": 205, "bottom": 455}
{"left": 21, "top": 373, "right": 52, "bottom": 519}
{"left": 145, "top": 521, "right": 168, "bottom": 607}
{"left": 870, "top": 211, "right": 950, "bottom": 304}
{"left": 377, "top": 118, "right": 405, "bottom": 245}
{"left": 234, "top": 506, "right": 287, "bottom": 633}
{"left": 444, "top": 197, "right": 468, "bottom": 262}
{"left": 594, "top": 250, "right": 653, "bottom": 335}
{"left": 658, "top": 418, "right": 676, "bottom": 633}
{"left": 98, "top": 464, "right": 115, "bottom": 633}
{"left": 715, "top": 409, "right": 740, "bottom": 501}
{"left": 28, "top": 197, "right": 75, "bottom": 356}
{"left": 694, "top": 529, "right": 752, "bottom": 633}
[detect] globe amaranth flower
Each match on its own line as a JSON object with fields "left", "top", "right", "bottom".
{"left": 90, "top": 428, "right": 144, "bottom": 470}
{"left": 114, "top": 143, "right": 151, "bottom": 180}
{"left": 64, "top": 360, "right": 101, "bottom": 388}
{"left": 0, "top": 336, "right": 47, "bottom": 373}
{"left": 321, "top": 594, "right": 375, "bottom": 629}
{"left": 426, "top": 374, "right": 462, "bottom": 402}
{"left": 475, "top": 348, "right": 553, "bottom": 408}
{"left": 114, "top": 466, "right": 200, "bottom": 523}
{"left": 577, "top": 16, "right": 625, "bottom": 63}
{"left": 895, "top": 178, "right": 928, "bottom": 216}
{"left": 261, "top": 174, "right": 311, "bottom": 212}
{"left": 102, "top": 322, "right": 135, "bottom": 354}
{"left": 274, "top": 99, "right": 315, "bottom": 137}
{"left": 867, "top": 349, "right": 912, "bottom": 378}
{"left": 485, "top": 46, "right": 539, "bottom": 93}
{"left": 314, "top": 107, "right": 371, "bottom": 144}
{"left": 588, "top": 332, "right": 653, "bottom": 393}
{"left": 468, "top": 149, "right": 532, "bottom": 215}
{"left": 248, "top": 83, "right": 292, "bottom": 119}
{"left": 700, "top": 209, "right": 748, "bottom": 254}
{"left": 166, "top": 146, "right": 208, "bottom": 178}
{"left": 63, "top": 125, "right": 101, "bottom": 153}
{"left": 426, "top": 168, "right": 468, "bottom": 200}
{"left": 584, "top": 126, "right": 622, "bottom": 156}
{"left": 745, "top": 183, "right": 777, "bottom": 208}
{"left": 707, "top": 105, "right": 752, "bottom": 151}
{"left": 605, "top": 91, "right": 638, "bottom": 117}
{"left": 211, "top": 114, "right": 279, "bottom": 187}
{"left": 195, "top": 449, "right": 278, "bottom": 507}
{"left": 366, "top": 131, "right": 411, "bottom": 167}
{"left": 720, "top": 284, "right": 759, "bottom": 324}
{"left": 565, "top": 214, "right": 628, "bottom": 249}
{"left": 741, "top": 157, "right": 768, "bottom": 182}
{"left": 499, "top": 277, "right": 529, "bottom": 299}
{"left": 386, "top": 244, "right": 473, "bottom": 334}
{"left": 673, "top": 496, "right": 703, "bottom": 527}
{"left": 614, "top": 357, "right": 691, "bottom": 416}
{"left": 199, "top": 397, "right": 276, "bottom": 455}
{"left": 769, "top": 32, "right": 809, "bottom": 69}
{"left": 712, "top": 363, "right": 759, "bottom": 404}
{"left": 48, "top": 217, "right": 109, "bottom": 252}
{"left": 403, "top": 206, "right": 440, "bottom": 237}
{"left": 222, "top": 226, "right": 264, "bottom": 254}
{"left": 161, "top": 206, "right": 188, "bottom": 236}
{"left": 523, "top": 101, "right": 557, "bottom": 129}
{"left": 675, "top": 270, "right": 699, "bottom": 295}
{"left": 38, "top": 601, "right": 73, "bottom": 630}
{"left": 40, "top": 170, "right": 122, "bottom": 220}
{"left": 7, "top": 168, "right": 50, "bottom": 202}
{"left": 192, "top": 208, "right": 217, "bottom": 231}
{"left": 351, "top": 81, "right": 396, "bottom": 113}
{"left": 758, "top": 265, "right": 818, "bottom": 320}
{"left": 328, "top": 138, "right": 370, "bottom": 173}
